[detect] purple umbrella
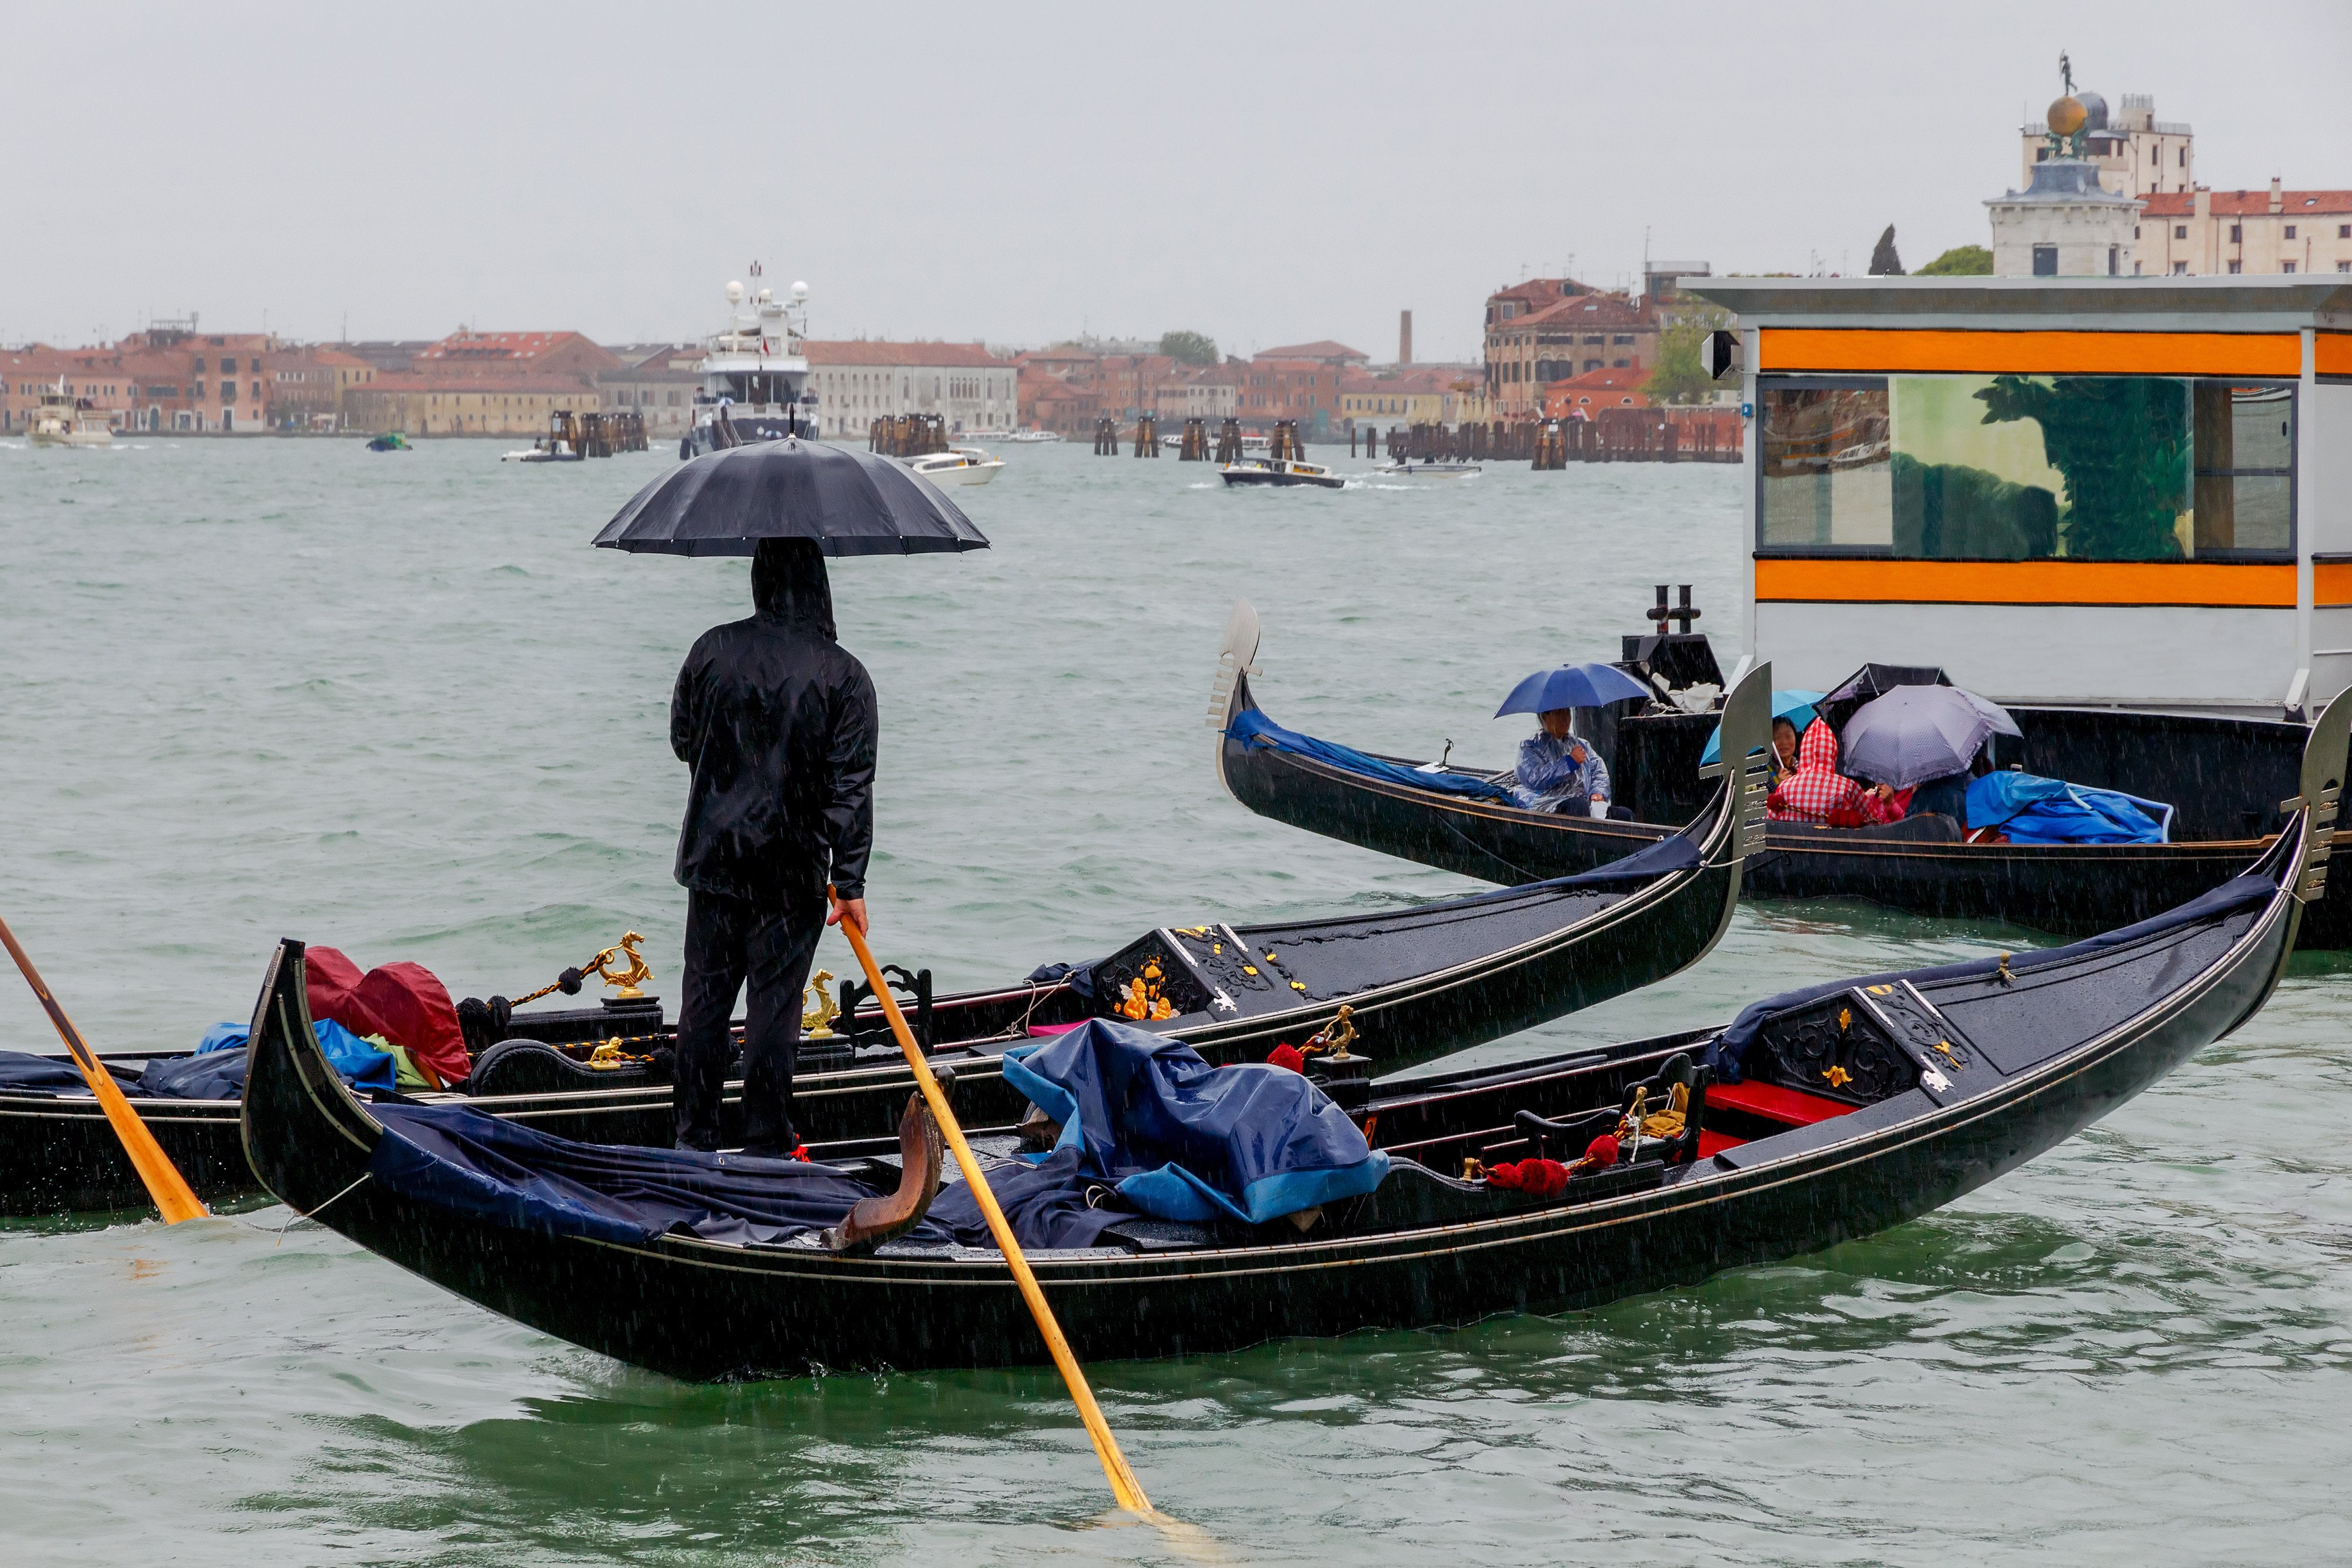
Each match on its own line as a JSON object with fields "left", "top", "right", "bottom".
{"left": 1840, "top": 686, "right": 2022, "bottom": 788}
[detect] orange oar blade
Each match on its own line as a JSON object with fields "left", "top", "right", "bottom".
{"left": 0, "top": 917, "right": 206, "bottom": 1224}
{"left": 831, "top": 897, "right": 1152, "bottom": 1516}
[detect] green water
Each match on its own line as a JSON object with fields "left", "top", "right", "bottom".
{"left": 2, "top": 437, "right": 2347, "bottom": 1564}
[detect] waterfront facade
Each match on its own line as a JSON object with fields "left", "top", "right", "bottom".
{"left": 2019, "top": 91, "right": 2195, "bottom": 200}
{"left": 804, "top": 341, "right": 1015, "bottom": 437}
{"left": 1486, "top": 286, "right": 1662, "bottom": 420}
{"left": 598, "top": 345, "right": 701, "bottom": 438}
{"left": 2136, "top": 185, "right": 2352, "bottom": 277}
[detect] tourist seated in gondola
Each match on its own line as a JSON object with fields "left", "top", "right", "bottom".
{"left": 1512, "top": 708, "right": 1616, "bottom": 817}
{"left": 1770, "top": 716, "right": 1801, "bottom": 786}
{"left": 1766, "top": 718, "right": 1906, "bottom": 828}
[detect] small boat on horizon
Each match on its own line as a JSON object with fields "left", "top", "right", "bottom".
{"left": 1375, "top": 458, "right": 1482, "bottom": 479}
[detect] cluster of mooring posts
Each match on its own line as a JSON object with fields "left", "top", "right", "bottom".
{"left": 1268, "top": 419, "right": 1305, "bottom": 461}
{"left": 1093, "top": 416, "right": 1120, "bottom": 455}
{"left": 1132, "top": 414, "right": 1160, "bottom": 456}
{"left": 1212, "top": 417, "right": 1244, "bottom": 463}
{"left": 551, "top": 409, "right": 647, "bottom": 457}
{"left": 868, "top": 414, "right": 950, "bottom": 457}
{"left": 1344, "top": 413, "right": 1740, "bottom": 467}
{"left": 1178, "top": 416, "right": 1212, "bottom": 460}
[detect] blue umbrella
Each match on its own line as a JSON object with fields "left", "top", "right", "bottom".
{"left": 1494, "top": 663, "right": 1651, "bottom": 718}
{"left": 1699, "top": 689, "right": 1824, "bottom": 764}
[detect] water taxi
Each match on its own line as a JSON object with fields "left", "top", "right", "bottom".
{"left": 1220, "top": 456, "right": 1344, "bottom": 490}
{"left": 906, "top": 445, "right": 1003, "bottom": 486}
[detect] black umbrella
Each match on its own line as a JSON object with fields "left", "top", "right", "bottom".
{"left": 592, "top": 436, "right": 990, "bottom": 557}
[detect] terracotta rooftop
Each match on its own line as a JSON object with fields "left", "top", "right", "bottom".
{"left": 2140, "top": 188, "right": 2352, "bottom": 216}
{"left": 1254, "top": 340, "right": 1368, "bottom": 364}
{"left": 1546, "top": 366, "right": 1647, "bottom": 391}
{"left": 1506, "top": 292, "right": 1659, "bottom": 332}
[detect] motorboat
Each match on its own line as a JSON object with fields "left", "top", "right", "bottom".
{"left": 1004, "top": 428, "right": 1061, "bottom": 444}
{"left": 681, "top": 270, "right": 814, "bottom": 458}
{"left": 25, "top": 382, "right": 113, "bottom": 447}
{"left": 365, "top": 433, "right": 412, "bottom": 452}
{"left": 1220, "top": 456, "right": 1344, "bottom": 490}
{"left": 1375, "top": 458, "right": 1482, "bottom": 478}
{"left": 502, "top": 437, "right": 582, "bottom": 463}
{"left": 906, "top": 445, "right": 1003, "bottom": 486}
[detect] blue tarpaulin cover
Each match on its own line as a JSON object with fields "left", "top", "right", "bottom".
{"left": 1227, "top": 707, "right": 1517, "bottom": 803}
{"left": 1965, "top": 772, "right": 2172, "bottom": 845}
{"left": 1003, "top": 1019, "right": 1388, "bottom": 1225}
{"left": 350, "top": 1019, "right": 1385, "bottom": 1251}
{"left": 163, "top": 1017, "right": 398, "bottom": 1098}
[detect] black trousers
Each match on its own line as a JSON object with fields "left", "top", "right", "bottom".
{"left": 674, "top": 890, "right": 823, "bottom": 1155}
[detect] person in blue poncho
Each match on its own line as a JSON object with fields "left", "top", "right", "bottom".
{"left": 1512, "top": 707, "right": 1613, "bottom": 816}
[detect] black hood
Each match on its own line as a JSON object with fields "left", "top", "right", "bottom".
{"left": 751, "top": 537, "right": 836, "bottom": 640}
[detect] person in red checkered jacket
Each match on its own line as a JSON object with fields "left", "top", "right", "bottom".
{"left": 1766, "top": 718, "right": 1907, "bottom": 828}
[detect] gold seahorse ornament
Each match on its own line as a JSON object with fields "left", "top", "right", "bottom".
{"left": 803, "top": 969, "right": 839, "bottom": 1038}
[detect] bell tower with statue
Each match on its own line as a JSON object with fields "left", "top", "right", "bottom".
{"left": 1986, "top": 55, "right": 2144, "bottom": 276}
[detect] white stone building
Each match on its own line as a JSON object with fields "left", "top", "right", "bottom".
{"left": 803, "top": 341, "right": 1017, "bottom": 437}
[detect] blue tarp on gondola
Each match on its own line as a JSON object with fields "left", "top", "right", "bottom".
{"left": 350, "top": 1019, "right": 1384, "bottom": 1251}
{"left": 1965, "top": 772, "right": 2173, "bottom": 845}
{"left": 1227, "top": 706, "right": 1518, "bottom": 803}
{"left": 1002, "top": 1019, "right": 1388, "bottom": 1225}
{"left": 145, "top": 1017, "right": 399, "bottom": 1099}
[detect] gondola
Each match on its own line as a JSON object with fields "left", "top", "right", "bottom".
{"left": 233, "top": 687, "right": 2342, "bottom": 1379}
{"left": 1212, "top": 599, "right": 2352, "bottom": 947}
{"left": 1, "top": 674, "right": 1764, "bottom": 1219}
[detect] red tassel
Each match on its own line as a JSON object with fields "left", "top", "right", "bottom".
{"left": 1485, "top": 1158, "right": 1571, "bottom": 1198}
{"left": 1266, "top": 1043, "right": 1306, "bottom": 1073}
{"left": 1583, "top": 1134, "right": 1619, "bottom": 1168}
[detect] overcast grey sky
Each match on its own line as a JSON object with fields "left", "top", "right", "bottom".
{"left": 5, "top": 1, "right": 2347, "bottom": 362}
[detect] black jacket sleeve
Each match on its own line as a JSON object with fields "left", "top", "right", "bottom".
{"left": 824, "top": 662, "right": 879, "bottom": 900}
{"left": 669, "top": 646, "right": 700, "bottom": 764}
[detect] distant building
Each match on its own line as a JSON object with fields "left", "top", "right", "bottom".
{"left": 266, "top": 346, "right": 376, "bottom": 430}
{"left": 1024, "top": 370, "right": 1097, "bottom": 436}
{"left": 1240, "top": 355, "right": 1347, "bottom": 436}
{"left": 336, "top": 327, "right": 617, "bottom": 435}
{"left": 1253, "top": 340, "right": 1368, "bottom": 369}
{"left": 2136, "top": 183, "right": 2352, "bottom": 276}
{"left": 1485, "top": 288, "right": 1662, "bottom": 420}
{"left": 1153, "top": 362, "right": 1241, "bottom": 424}
{"left": 803, "top": 341, "right": 1015, "bottom": 437}
{"left": 1996, "top": 71, "right": 2346, "bottom": 277}
{"left": 2019, "top": 90, "right": 2194, "bottom": 200}
{"left": 1337, "top": 366, "right": 1460, "bottom": 430}
{"left": 598, "top": 345, "right": 701, "bottom": 438}
{"left": 1543, "top": 366, "right": 1649, "bottom": 417}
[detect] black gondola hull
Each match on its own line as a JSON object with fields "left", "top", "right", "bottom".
{"left": 6, "top": 770, "right": 1747, "bottom": 1217}
{"left": 1221, "top": 685, "right": 2350, "bottom": 944}
{"left": 238, "top": 795, "right": 2312, "bottom": 1379}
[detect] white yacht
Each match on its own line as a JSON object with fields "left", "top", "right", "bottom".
{"left": 681, "top": 271, "right": 813, "bottom": 458}
{"left": 906, "top": 445, "right": 1004, "bottom": 486}
{"left": 26, "top": 382, "right": 114, "bottom": 447}
{"left": 1005, "top": 428, "right": 1061, "bottom": 444}
{"left": 502, "top": 437, "right": 582, "bottom": 463}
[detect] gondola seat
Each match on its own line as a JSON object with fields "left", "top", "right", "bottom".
{"left": 1771, "top": 812, "right": 1963, "bottom": 844}
{"left": 1616, "top": 1052, "right": 1709, "bottom": 1166}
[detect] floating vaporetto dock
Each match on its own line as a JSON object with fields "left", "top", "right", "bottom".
{"left": 1691, "top": 275, "right": 2351, "bottom": 717}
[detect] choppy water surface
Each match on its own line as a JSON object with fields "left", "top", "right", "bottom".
{"left": 3, "top": 438, "right": 2348, "bottom": 1564}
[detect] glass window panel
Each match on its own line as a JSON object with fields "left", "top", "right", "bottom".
{"left": 1759, "top": 386, "right": 1890, "bottom": 548}
{"left": 1762, "top": 373, "right": 2290, "bottom": 561}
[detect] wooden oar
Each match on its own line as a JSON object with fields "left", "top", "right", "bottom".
{"left": 0, "top": 914, "right": 206, "bottom": 1223}
{"left": 831, "top": 893, "right": 1153, "bottom": 1516}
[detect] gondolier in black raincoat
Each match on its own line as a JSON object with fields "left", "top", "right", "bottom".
{"left": 669, "top": 537, "right": 877, "bottom": 1155}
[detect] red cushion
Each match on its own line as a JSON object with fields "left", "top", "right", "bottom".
{"left": 1708, "top": 1079, "right": 1855, "bottom": 1127}
{"left": 305, "top": 946, "right": 469, "bottom": 1088}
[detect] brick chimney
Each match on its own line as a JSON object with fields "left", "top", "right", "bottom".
{"left": 1399, "top": 310, "right": 1412, "bottom": 366}
{"left": 2269, "top": 177, "right": 2283, "bottom": 213}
